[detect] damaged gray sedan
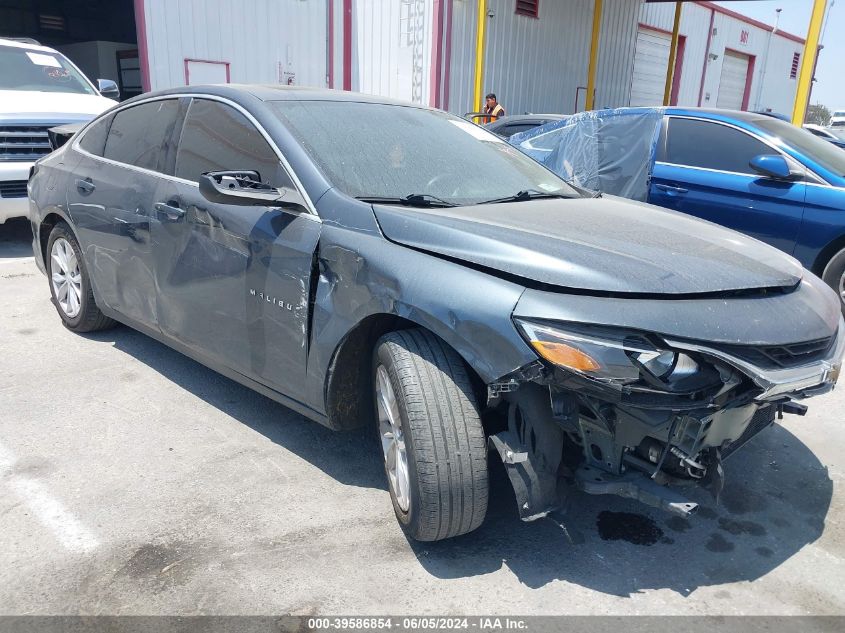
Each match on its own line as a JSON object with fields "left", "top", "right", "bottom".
{"left": 29, "top": 86, "right": 844, "bottom": 541}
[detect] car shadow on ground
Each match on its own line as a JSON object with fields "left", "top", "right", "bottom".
{"left": 86, "top": 324, "right": 832, "bottom": 597}
{"left": 85, "top": 325, "right": 387, "bottom": 491}
{"left": 0, "top": 218, "right": 35, "bottom": 259}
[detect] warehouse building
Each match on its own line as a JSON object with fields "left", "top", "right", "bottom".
{"left": 0, "top": 0, "right": 806, "bottom": 117}
{"left": 637, "top": 2, "right": 805, "bottom": 114}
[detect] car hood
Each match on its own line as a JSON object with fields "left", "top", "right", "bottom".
{"left": 0, "top": 90, "right": 115, "bottom": 118}
{"left": 372, "top": 197, "right": 804, "bottom": 295}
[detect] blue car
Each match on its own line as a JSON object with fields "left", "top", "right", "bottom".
{"left": 511, "top": 108, "right": 845, "bottom": 314}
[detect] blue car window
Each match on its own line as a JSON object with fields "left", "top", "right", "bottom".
{"left": 664, "top": 117, "right": 771, "bottom": 175}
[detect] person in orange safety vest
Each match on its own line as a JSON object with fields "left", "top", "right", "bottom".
{"left": 481, "top": 93, "right": 505, "bottom": 123}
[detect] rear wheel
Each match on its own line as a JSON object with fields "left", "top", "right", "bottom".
{"left": 822, "top": 247, "right": 845, "bottom": 316}
{"left": 373, "top": 329, "right": 488, "bottom": 541}
{"left": 46, "top": 222, "right": 115, "bottom": 332}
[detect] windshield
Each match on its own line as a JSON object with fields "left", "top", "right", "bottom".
{"left": 754, "top": 117, "right": 845, "bottom": 179}
{"left": 268, "top": 101, "right": 579, "bottom": 205}
{"left": 828, "top": 128, "right": 845, "bottom": 141}
{"left": 0, "top": 45, "right": 96, "bottom": 95}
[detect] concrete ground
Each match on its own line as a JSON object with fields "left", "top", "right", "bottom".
{"left": 1, "top": 215, "right": 844, "bottom": 615}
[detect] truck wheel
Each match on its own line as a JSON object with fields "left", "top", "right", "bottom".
{"left": 46, "top": 222, "right": 115, "bottom": 332}
{"left": 373, "top": 329, "right": 488, "bottom": 541}
{"left": 822, "top": 247, "right": 845, "bottom": 316}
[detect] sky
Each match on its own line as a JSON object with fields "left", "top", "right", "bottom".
{"left": 714, "top": 0, "right": 843, "bottom": 109}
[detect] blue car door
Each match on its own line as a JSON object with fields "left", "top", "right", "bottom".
{"left": 649, "top": 116, "right": 806, "bottom": 255}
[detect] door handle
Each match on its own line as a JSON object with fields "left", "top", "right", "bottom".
{"left": 154, "top": 201, "right": 186, "bottom": 221}
{"left": 75, "top": 178, "right": 95, "bottom": 194}
{"left": 654, "top": 184, "right": 688, "bottom": 195}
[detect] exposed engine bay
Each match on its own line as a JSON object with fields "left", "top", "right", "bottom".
{"left": 486, "top": 318, "right": 844, "bottom": 520}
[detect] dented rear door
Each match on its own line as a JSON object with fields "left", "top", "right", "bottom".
{"left": 151, "top": 97, "right": 321, "bottom": 403}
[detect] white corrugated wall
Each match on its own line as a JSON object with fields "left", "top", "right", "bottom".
{"left": 353, "top": 0, "right": 435, "bottom": 104}
{"left": 447, "top": 0, "right": 642, "bottom": 116}
{"left": 141, "top": 0, "right": 328, "bottom": 91}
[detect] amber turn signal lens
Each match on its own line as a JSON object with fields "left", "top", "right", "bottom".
{"left": 529, "top": 340, "right": 601, "bottom": 372}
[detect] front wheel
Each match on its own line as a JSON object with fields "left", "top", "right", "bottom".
{"left": 822, "top": 247, "right": 845, "bottom": 317}
{"left": 373, "top": 329, "right": 488, "bottom": 541}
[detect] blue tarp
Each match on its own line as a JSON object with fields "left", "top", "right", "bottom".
{"left": 509, "top": 107, "right": 666, "bottom": 202}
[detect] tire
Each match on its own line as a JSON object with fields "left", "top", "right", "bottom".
{"left": 45, "top": 222, "right": 116, "bottom": 332}
{"left": 822, "top": 247, "right": 845, "bottom": 317}
{"left": 373, "top": 328, "right": 488, "bottom": 541}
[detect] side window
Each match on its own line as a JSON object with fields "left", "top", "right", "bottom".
{"left": 175, "top": 99, "right": 292, "bottom": 188}
{"left": 103, "top": 99, "right": 180, "bottom": 172}
{"left": 664, "top": 118, "right": 773, "bottom": 174}
{"left": 78, "top": 113, "right": 113, "bottom": 156}
{"left": 500, "top": 123, "right": 541, "bottom": 138}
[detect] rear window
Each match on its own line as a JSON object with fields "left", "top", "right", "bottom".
{"left": 0, "top": 44, "right": 95, "bottom": 95}
{"left": 78, "top": 114, "right": 113, "bottom": 156}
{"left": 103, "top": 99, "right": 180, "bottom": 173}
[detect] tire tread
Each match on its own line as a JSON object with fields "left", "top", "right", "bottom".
{"left": 377, "top": 328, "right": 487, "bottom": 541}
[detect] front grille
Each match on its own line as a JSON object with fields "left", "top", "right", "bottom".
{"left": 0, "top": 180, "right": 27, "bottom": 198}
{"left": 722, "top": 404, "right": 776, "bottom": 459}
{"left": 716, "top": 337, "right": 834, "bottom": 370}
{"left": 0, "top": 125, "right": 53, "bottom": 162}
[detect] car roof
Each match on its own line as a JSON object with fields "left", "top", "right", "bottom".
{"left": 664, "top": 107, "right": 780, "bottom": 124}
{"left": 127, "top": 84, "right": 435, "bottom": 110}
{"left": 0, "top": 37, "right": 59, "bottom": 54}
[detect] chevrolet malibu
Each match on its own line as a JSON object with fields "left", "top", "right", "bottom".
{"left": 29, "top": 86, "right": 844, "bottom": 541}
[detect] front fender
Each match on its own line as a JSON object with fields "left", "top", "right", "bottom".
{"left": 304, "top": 224, "right": 538, "bottom": 419}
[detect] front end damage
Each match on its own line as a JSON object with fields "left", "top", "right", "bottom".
{"left": 486, "top": 318, "right": 844, "bottom": 521}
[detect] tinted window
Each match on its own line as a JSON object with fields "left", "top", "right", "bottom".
{"left": 78, "top": 114, "right": 113, "bottom": 156}
{"left": 499, "top": 123, "right": 543, "bottom": 138}
{"left": 664, "top": 118, "right": 771, "bottom": 174}
{"left": 175, "top": 99, "right": 289, "bottom": 187}
{"left": 103, "top": 99, "right": 180, "bottom": 172}
{"left": 269, "top": 101, "right": 577, "bottom": 205}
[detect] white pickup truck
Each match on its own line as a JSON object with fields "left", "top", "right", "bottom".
{"left": 0, "top": 38, "right": 119, "bottom": 224}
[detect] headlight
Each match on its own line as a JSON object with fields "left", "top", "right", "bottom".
{"left": 515, "top": 319, "right": 699, "bottom": 385}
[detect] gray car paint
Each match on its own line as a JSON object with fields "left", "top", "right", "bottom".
{"left": 29, "top": 86, "right": 842, "bottom": 438}
{"left": 373, "top": 197, "right": 804, "bottom": 295}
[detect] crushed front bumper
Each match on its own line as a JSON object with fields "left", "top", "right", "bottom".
{"left": 489, "top": 298, "right": 843, "bottom": 521}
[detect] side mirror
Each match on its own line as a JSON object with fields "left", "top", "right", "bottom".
{"left": 97, "top": 78, "right": 120, "bottom": 101}
{"left": 199, "top": 170, "right": 307, "bottom": 211}
{"left": 750, "top": 154, "right": 801, "bottom": 181}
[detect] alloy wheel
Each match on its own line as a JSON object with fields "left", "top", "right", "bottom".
{"left": 50, "top": 237, "right": 82, "bottom": 318}
{"left": 376, "top": 364, "right": 410, "bottom": 512}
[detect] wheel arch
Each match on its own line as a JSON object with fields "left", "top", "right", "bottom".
{"left": 813, "top": 233, "right": 845, "bottom": 277}
{"left": 323, "top": 312, "right": 490, "bottom": 432}
{"left": 38, "top": 210, "right": 75, "bottom": 266}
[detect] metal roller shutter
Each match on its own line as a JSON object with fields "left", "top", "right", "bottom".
{"left": 630, "top": 27, "right": 671, "bottom": 107}
{"left": 717, "top": 51, "right": 750, "bottom": 110}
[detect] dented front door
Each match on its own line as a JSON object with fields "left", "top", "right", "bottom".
{"left": 151, "top": 182, "right": 321, "bottom": 403}
{"left": 150, "top": 97, "right": 321, "bottom": 404}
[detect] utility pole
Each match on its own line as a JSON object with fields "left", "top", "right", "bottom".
{"left": 754, "top": 7, "right": 780, "bottom": 112}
